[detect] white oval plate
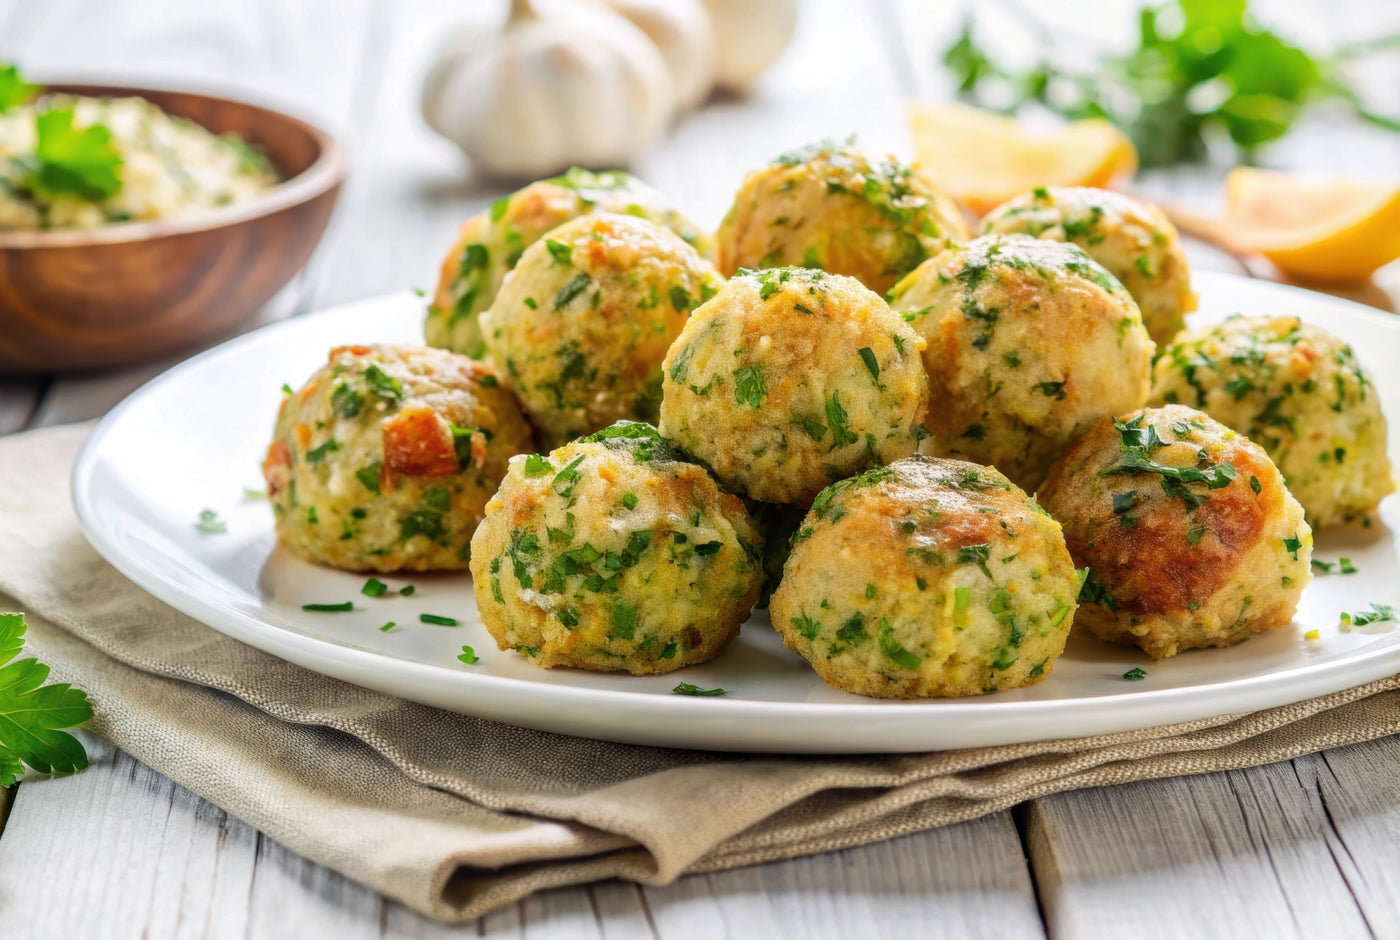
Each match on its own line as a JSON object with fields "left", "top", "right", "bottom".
{"left": 73, "top": 272, "right": 1400, "bottom": 753}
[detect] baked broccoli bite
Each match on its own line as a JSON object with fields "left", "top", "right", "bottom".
{"left": 659, "top": 267, "right": 929, "bottom": 505}
{"left": 715, "top": 139, "right": 968, "bottom": 295}
{"left": 1150, "top": 315, "right": 1394, "bottom": 528}
{"left": 427, "top": 167, "right": 711, "bottom": 357}
{"left": 468, "top": 422, "right": 764, "bottom": 674}
{"left": 770, "top": 456, "right": 1079, "bottom": 698}
{"left": 888, "top": 234, "right": 1155, "bottom": 491}
{"left": 981, "top": 186, "right": 1196, "bottom": 346}
{"left": 1037, "top": 404, "right": 1312, "bottom": 660}
{"left": 262, "top": 344, "right": 533, "bottom": 572}
{"left": 480, "top": 212, "right": 723, "bottom": 448}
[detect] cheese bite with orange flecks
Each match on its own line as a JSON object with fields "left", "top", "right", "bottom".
{"left": 263, "top": 344, "right": 533, "bottom": 572}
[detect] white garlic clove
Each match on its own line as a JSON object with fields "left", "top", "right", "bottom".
{"left": 698, "top": 0, "right": 797, "bottom": 91}
{"left": 422, "top": 0, "right": 679, "bottom": 179}
{"left": 596, "top": 0, "right": 717, "bottom": 110}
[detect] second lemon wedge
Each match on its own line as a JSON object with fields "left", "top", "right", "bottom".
{"left": 908, "top": 102, "right": 1137, "bottom": 215}
{"left": 1224, "top": 168, "right": 1400, "bottom": 284}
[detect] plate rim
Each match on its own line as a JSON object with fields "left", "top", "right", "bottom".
{"left": 70, "top": 272, "right": 1400, "bottom": 753}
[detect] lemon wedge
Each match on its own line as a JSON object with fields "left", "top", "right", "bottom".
{"left": 1224, "top": 168, "right": 1400, "bottom": 284}
{"left": 908, "top": 102, "right": 1137, "bottom": 215}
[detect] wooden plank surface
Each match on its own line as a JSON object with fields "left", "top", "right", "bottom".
{"left": 0, "top": 735, "right": 1045, "bottom": 938}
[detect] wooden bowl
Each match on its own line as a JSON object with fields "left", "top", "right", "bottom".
{"left": 0, "top": 84, "right": 345, "bottom": 374}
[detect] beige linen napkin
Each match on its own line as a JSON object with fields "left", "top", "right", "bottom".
{"left": 3, "top": 423, "right": 1399, "bottom": 922}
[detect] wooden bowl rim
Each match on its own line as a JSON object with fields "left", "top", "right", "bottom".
{"left": 0, "top": 80, "right": 346, "bottom": 250}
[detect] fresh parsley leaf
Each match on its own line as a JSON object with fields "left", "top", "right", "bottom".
{"left": 858, "top": 347, "right": 880, "bottom": 381}
{"left": 28, "top": 107, "right": 124, "bottom": 201}
{"left": 672, "top": 683, "right": 728, "bottom": 696}
{"left": 1122, "top": 667, "right": 1148, "bottom": 681}
{"left": 545, "top": 238, "right": 573, "bottom": 265}
{"left": 733, "top": 365, "right": 766, "bottom": 407}
{"left": 1340, "top": 603, "right": 1396, "bottom": 628}
{"left": 0, "top": 613, "right": 94, "bottom": 787}
{"left": 0, "top": 63, "right": 39, "bottom": 113}
{"left": 195, "top": 508, "right": 227, "bottom": 534}
{"left": 457, "top": 645, "right": 480, "bottom": 665}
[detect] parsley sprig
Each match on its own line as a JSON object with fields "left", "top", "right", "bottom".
{"left": 0, "top": 613, "right": 94, "bottom": 787}
{"left": 28, "top": 106, "right": 124, "bottom": 201}
{"left": 941, "top": 1, "right": 1400, "bottom": 167}
{"left": 1099, "top": 416, "right": 1235, "bottom": 510}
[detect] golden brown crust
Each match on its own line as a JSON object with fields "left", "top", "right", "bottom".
{"left": 1036, "top": 404, "right": 1312, "bottom": 660}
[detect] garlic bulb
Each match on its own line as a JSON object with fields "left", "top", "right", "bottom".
{"left": 698, "top": 0, "right": 797, "bottom": 90}
{"left": 421, "top": 0, "right": 678, "bottom": 179}
{"left": 598, "top": 0, "right": 716, "bottom": 110}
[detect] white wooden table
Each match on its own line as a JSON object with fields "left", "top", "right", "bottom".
{"left": 2, "top": 1, "right": 1399, "bottom": 936}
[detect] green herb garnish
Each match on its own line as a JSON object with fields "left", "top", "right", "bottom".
{"left": 941, "top": 2, "right": 1400, "bottom": 168}
{"left": 195, "top": 508, "right": 227, "bottom": 534}
{"left": 28, "top": 107, "right": 123, "bottom": 201}
{"left": 1122, "top": 667, "right": 1147, "bottom": 681}
{"left": 672, "top": 683, "right": 728, "bottom": 696}
{"left": 457, "top": 645, "right": 480, "bottom": 665}
{"left": 420, "top": 613, "right": 458, "bottom": 626}
{"left": 0, "top": 612, "right": 93, "bottom": 786}
{"left": 302, "top": 602, "right": 353, "bottom": 612}
{"left": 1340, "top": 603, "right": 1396, "bottom": 628}
{"left": 361, "top": 578, "right": 388, "bottom": 598}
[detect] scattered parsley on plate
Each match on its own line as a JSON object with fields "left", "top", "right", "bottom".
{"left": 0, "top": 612, "right": 94, "bottom": 787}
{"left": 1340, "top": 603, "right": 1397, "bottom": 629}
{"left": 1122, "top": 667, "right": 1148, "bottom": 681}
{"left": 195, "top": 508, "right": 227, "bottom": 534}
{"left": 672, "top": 683, "right": 728, "bottom": 696}
{"left": 361, "top": 578, "right": 389, "bottom": 598}
{"left": 457, "top": 646, "right": 480, "bottom": 665}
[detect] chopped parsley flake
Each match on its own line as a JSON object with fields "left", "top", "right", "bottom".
{"left": 672, "top": 683, "right": 728, "bottom": 696}
{"left": 457, "top": 645, "right": 480, "bottom": 665}
{"left": 361, "top": 578, "right": 388, "bottom": 598}
{"left": 858, "top": 346, "right": 880, "bottom": 381}
{"left": 1340, "top": 603, "right": 1396, "bottom": 628}
{"left": 1122, "top": 667, "right": 1147, "bottom": 681}
{"left": 733, "top": 365, "right": 767, "bottom": 407}
{"left": 195, "top": 508, "right": 227, "bottom": 534}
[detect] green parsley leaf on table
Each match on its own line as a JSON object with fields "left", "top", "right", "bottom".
{"left": 672, "top": 683, "right": 728, "bottom": 697}
{"left": 28, "top": 106, "right": 124, "bottom": 201}
{"left": 0, "top": 612, "right": 94, "bottom": 787}
{"left": 0, "top": 63, "right": 39, "bottom": 113}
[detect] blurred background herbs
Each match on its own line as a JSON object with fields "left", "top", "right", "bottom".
{"left": 941, "top": 0, "right": 1400, "bottom": 167}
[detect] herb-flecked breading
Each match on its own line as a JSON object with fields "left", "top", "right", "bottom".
{"left": 715, "top": 139, "right": 968, "bottom": 295}
{"left": 263, "top": 344, "right": 534, "bottom": 573}
{"left": 771, "top": 454, "right": 1080, "bottom": 698}
{"left": 1036, "top": 404, "right": 1312, "bottom": 660}
{"left": 887, "top": 233, "right": 1154, "bottom": 492}
{"left": 982, "top": 186, "right": 1197, "bottom": 345}
{"left": 659, "top": 267, "right": 930, "bottom": 505}
{"left": 479, "top": 212, "right": 723, "bottom": 448}
{"left": 1150, "top": 315, "right": 1393, "bottom": 528}
{"left": 469, "top": 435, "right": 765, "bottom": 675}
{"left": 425, "top": 169, "right": 711, "bottom": 357}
